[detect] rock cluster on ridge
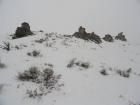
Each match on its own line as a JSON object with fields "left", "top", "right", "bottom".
{"left": 73, "top": 26, "right": 102, "bottom": 44}
{"left": 103, "top": 34, "right": 114, "bottom": 42}
{"left": 115, "top": 32, "right": 127, "bottom": 41}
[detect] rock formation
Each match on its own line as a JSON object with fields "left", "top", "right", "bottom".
{"left": 13, "top": 22, "right": 33, "bottom": 39}
{"left": 103, "top": 34, "right": 114, "bottom": 42}
{"left": 115, "top": 32, "right": 127, "bottom": 41}
{"left": 73, "top": 26, "right": 102, "bottom": 44}
{"left": 89, "top": 32, "right": 102, "bottom": 44}
{"left": 73, "top": 26, "right": 88, "bottom": 40}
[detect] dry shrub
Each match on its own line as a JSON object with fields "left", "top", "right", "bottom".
{"left": 115, "top": 68, "right": 132, "bottom": 78}
{"left": 27, "top": 50, "right": 41, "bottom": 57}
{"left": 0, "top": 83, "right": 4, "bottom": 91}
{"left": 0, "top": 41, "right": 11, "bottom": 51}
{"left": 26, "top": 88, "right": 43, "bottom": 101}
{"left": 67, "top": 58, "right": 90, "bottom": 69}
{"left": 100, "top": 69, "right": 108, "bottom": 75}
{"left": 67, "top": 58, "right": 76, "bottom": 68}
{"left": 16, "top": 66, "right": 63, "bottom": 99}
{"left": 16, "top": 66, "right": 40, "bottom": 82}
{"left": 116, "top": 70, "right": 129, "bottom": 78}
{"left": 80, "top": 62, "right": 89, "bottom": 69}
{"left": 35, "top": 37, "right": 48, "bottom": 43}
{"left": 0, "top": 59, "right": 6, "bottom": 68}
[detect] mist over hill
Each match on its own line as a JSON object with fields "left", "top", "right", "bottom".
{"left": 0, "top": 0, "right": 140, "bottom": 42}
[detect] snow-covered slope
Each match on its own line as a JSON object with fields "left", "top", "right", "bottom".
{"left": 0, "top": 32, "right": 140, "bottom": 105}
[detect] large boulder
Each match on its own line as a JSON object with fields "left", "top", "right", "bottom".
{"left": 103, "top": 34, "right": 114, "bottom": 42}
{"left": 115, "top": 32, "right": 127, "bottom": 41}
{"left": 13, "top": 22, "right": 33, "bottom": 39}
{"left": 89, "top": 32, "right": 102, "bottom": 44}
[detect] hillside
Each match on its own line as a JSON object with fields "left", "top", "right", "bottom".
{"left": 0, "top": 32, "right": 140, "bottom": 105}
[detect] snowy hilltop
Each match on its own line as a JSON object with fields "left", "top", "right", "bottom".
{"left": 0, "top": 28, "right": 140, "bottom": 105}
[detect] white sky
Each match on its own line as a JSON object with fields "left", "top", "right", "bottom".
{"left": 0, "top": 0, "right": 140, "bottom": 42}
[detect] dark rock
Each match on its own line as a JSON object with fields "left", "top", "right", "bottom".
{"left": 73, "top": 32, "right": 80, "bottom": 38}
{"left": 78, "top": 26, "right": 87, "bottom": 39}
{"left": 89, "top": 32, "right": 102, "bottom": 44}
{"left": 103, "top": 34, "right": 114, "bottom": 42}
{"left": 115, "top": 32, "right": 127, "bottom": 41}
{"left": 39, "top": 30, "right": 44, "bottom": 32}
{"left": 13, "top": 22, "right": 33, "bottom": 39}
{"left": 73, "top": 26, "right": 102, "bottom": 44}
{"left": 73, "top": 26, "right": 88, "bottom": 40}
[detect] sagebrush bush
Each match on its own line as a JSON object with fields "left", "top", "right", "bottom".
{"left": 67, "top": 58, "right": 90, "bottom": 69}
{"left": 67, "top": 58, "right": 76, "bottom": 68}
{"left": 17, "top": 66, "right": 40, "bottom": 81}
{"left": 27, "top": 52, "right": 31, "bottom": 56}
{"left": 75, "top": 61, "right": 90, "bottom": 69}
{"left": 44, "top": 63, "right": 53, "bottom": 67}
{"left": 45, "top": 43, "right": 52, "bottom": 47}
{"left": 27, "top": 50, "right": 41, "bottom": 57}
{"left": 32, "top": 50, "right": 40, "bottom": 57}
{"left": 0, "top": 83, "right": 6, "bottom": 94}
{"left": 43, "top": 68, "right": 54, "bottom": 77}
{"left": 35, "top": 37, "right": 48, "bottom": 43}
{"left": 75, "top": 61, "right": 81, "bottom": 66}
{"left": 48, "top": 63, "right": 53, "bottom": 67}
{"left": 20, "top": 44, "right": 27, "bottom": 47}
{"left": 114, "top": 68, "right": 132, "bottom": 78}
{"left": 126, "top": 68, "right": 132, "bottom": 73}
{"left": 81, "top": 62, "right": 89, "bottom": 69}
{"left": 15, "top": 45, "right": 19, "bottom": 50}
{"left": 16, "top": 66, "right": 63, "bottom": 98}
{"left": 0, "top": 59, "right": 6, "bottom": 68}
{"left": 0, "top": 83, "right": 4, "bottom": 91}
{"left": 26, "top": 88, "right": 43, "bottom": 101}
{"left": 116, "top": 70, "right": 130, "bottom": 78}
{"left": 100, "top": 69, "right": 108, "bottom": 76}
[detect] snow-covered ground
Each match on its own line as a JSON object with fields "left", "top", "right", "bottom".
{"left": 0, "top": 32, "right": 140, "bottom": 105}
{"left": 0, "top": 0, "right": 140, "bottom": 105}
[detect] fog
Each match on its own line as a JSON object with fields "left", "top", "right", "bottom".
{"left": 0, "top": 0, "right": 140, "bottom": 42}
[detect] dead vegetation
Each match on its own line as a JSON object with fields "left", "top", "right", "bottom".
{"left": 116, "top": 68, "right": 132, "bottom": 78}
{"left": 27, "top": 50, "right": 41, "bottom": 57}
{"left": 16, "top": 66, "right": 64, "bottom": 99}
{"left": 100, "top": 67, "right": 108, "bottom": 76}
{"left": 0, "top": 41, "right": 11, "bottom": 51}
{"left": 0, "top": 59, "right": 6, "bottom": 68}
{"left": 35, "top": 37, "right": 48, "bottom": 43}
{"left": 67, "top": 58, "right": 90, "bottom": 69}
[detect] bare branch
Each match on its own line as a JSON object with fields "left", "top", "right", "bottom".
{"left": 0, "top": 41, "right": 11, "bottom": 51}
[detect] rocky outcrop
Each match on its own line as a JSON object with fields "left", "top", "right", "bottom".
{"left": 73, "top": 26, "right": 88, "bottom": 40}
{"left": 103, "top": 34, "right": 114, "bottom": 42}
{"left": 13, "top": 22, "right": 33, "bottom": 39}
{"left": 115, "top": 32, "right": 127, "bottom": 41}
{"left": 89, "top": 32, "right": 102, "bottom": 44}
{"left": 73, "top": 26, "right": 102, "bottom": 44}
